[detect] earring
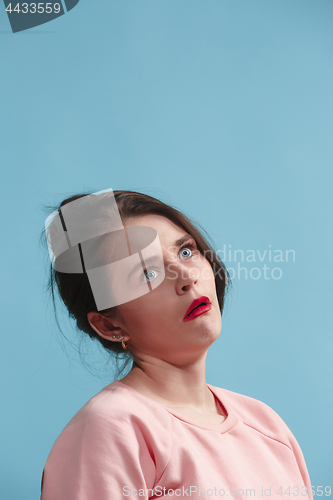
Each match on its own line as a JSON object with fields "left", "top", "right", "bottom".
{"left": 121, "top": 337, "right": 128, "bottom": 350}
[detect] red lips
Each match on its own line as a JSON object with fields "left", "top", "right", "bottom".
{"left": 183, "top": 296, "right": 211, "bottom": 321}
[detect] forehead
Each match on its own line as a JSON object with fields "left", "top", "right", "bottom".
{"left": 125, "top": 214, "right": 189, "bottom": 246}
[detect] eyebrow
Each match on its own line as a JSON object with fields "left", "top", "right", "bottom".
{"left": 174, "top": 234, "right": 193, "bottom": 247}
{"left": 128, "top": 234, "right": 193, "bottom": 279}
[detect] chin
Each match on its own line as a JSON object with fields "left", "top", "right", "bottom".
{"left": 199, "top": 323, "right": 221, "bottom": 345}
{"left": 206, "top": 311, "right": 222, "bottom": 334}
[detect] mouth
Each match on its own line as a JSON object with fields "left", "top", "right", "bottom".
{"left": 183, "top": 296, "right": 212, "bottom": 322}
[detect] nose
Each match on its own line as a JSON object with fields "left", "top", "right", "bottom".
{"left": 175, "top": 263, "right": 198, "bottom": 294}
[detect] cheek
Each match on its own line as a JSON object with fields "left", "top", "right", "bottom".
{"left": 200, "top": 261, "right": 215, "bottom": 283}
{"left": 202, "top": 263, "right": 219, "bottom": 300}
{"left": 121, "top": 294, "right": 165, "bottom": 328}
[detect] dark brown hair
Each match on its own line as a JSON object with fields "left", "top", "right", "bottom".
{"left": 40, "top": 190, "right": 231, "bottom": 377}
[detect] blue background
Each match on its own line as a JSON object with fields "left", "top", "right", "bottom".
{"left": 1, "top": 0, "right": 332, "bottom": 497}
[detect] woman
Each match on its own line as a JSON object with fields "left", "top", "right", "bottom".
{"left": 40, "top": 189, "right": 313, "bottom": 499}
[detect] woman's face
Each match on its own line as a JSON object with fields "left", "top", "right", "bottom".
{"left": 110, "top": 214, "right": 222, "bottom": 364}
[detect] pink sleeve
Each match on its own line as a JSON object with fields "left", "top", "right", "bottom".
{"left": 40, "top": 410, "right": 160, "bottom": 500}
{"left": 284, "top": 426, "right": 313, "bottom": 500}
{"left": 265, "top": 404, "right": 314, "bottom": 500}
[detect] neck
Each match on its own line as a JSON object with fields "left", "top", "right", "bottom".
{"left": 120, "top": 352, "right": 215, "bottom": 411}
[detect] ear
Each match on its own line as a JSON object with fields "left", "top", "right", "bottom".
{"left": 87, "top": 311, "right": 128, "bottom": 343}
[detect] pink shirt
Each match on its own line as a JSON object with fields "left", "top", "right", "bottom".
{"left": 41, "top": 381, "right": 313, "bottom": 499}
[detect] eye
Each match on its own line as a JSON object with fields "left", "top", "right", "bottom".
{"left": 180, "top": 247, "right": 192, "bottom": 259}
{"left": 140, "top": 241, "right": 197, "bottom": 282}
{"left": 141, "top": 268, "right": 158, "bottom": 282}
{"left": 179, "top": 241, "right": 196, "bottom": 259}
